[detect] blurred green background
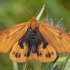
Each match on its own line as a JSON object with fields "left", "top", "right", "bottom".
{"left": 0, "top": 0, "right": 70, "bottom": 70}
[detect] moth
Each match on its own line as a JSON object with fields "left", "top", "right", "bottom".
{"left": 0, "top": 17, "right": 70, "bottom": 62}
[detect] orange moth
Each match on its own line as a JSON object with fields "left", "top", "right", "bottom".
{"left": 0, "top": 17, "right": 70, "bottom": 62}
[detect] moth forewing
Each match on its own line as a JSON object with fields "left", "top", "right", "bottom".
{"left": 39, "top": 22, "right": 70, "bottom": 54}
{"left": 0, "top": 22, "right": 28, "bottom": 53}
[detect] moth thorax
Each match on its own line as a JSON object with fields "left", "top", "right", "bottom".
{"left": 30, "top": 17, "right": 38, "bottom": 30}
{"left": 30, "top": 21, "right": 37, "bottom": 30}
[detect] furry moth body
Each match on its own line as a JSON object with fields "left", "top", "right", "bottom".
{"left": 0, "top": 17, "right": 70, "bottom": 62}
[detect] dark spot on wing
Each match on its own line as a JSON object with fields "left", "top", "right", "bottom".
{"left": 39, "top": 52, "right": 42, "bottom": 56}
{"left": 51, "top": 52, "right": 54, "bottom": 55}
{"left": 43, "top": 42, "right": 48, "bottom": 49}
{"left": 27, "top": 52, "right": 30, "bottom": 57}
{"left": 37, "top": 52, "right": 39, "bottom": 56}
{"left": 15, "top": 52, "right": 21, "bottom": 58}
{"left": 46, "top": 52, "right": 54, "bottom": 58}
{"left": 46, "top": 52, "right": 51, "bottom": 58}
{"left": 12, "top": 52, "right": 15, "bottom": 55}
{"left": 24, "top": 52, "right": 30, "bottom": 57}
{"left": 24, "top": 53, "right": 27, "bottom": 56}
{"left": 18, "top": 42, "right": 24, "bottom": 49}
{"left": 37, "top": 52, "right": 42, "bottom": 57}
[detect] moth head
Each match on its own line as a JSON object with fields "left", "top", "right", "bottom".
{"left": 29, "top": 17, "right": 39, "bottom": 30}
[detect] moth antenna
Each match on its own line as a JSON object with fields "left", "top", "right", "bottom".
{"left": 24, "top": 7, "right": 33, "bottom": 17}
